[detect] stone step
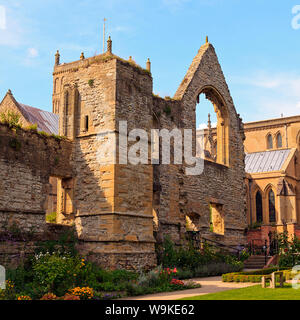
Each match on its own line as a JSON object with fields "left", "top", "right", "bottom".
{"left": 244, "top": 255, "right": 269, "bottom": 269}
{"left": 246, "top": 256, "right": 269, "bottom": 261}
{"left": 244, "top": 264, "right": 265, "bottom": 268}
{"left": 247, "top": 259, "right": 266, "bottom": 262}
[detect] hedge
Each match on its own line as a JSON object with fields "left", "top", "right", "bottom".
{"left": 222, "top": 267, "right": 291, "bottom": 283}
{"left": 222, "top": 273, "right": 263, "bottom": 283}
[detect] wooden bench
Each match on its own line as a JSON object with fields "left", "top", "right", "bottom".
{"left": 261, "top": 271, "right": 284, "bottom": 289}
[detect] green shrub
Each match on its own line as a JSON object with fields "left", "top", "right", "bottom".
{"left": 156, "top": 235, "right": 243, "bottom": 277}
{"left": 222, "top": 273, "right": 263, "bottom": 283}
{"left": 0, "top": 111, "right": 21, "bottom": 128}
{"left": 248, "top": 221, "right": 262, "bottom": 230}
{"left": 273, "top": 232, "right": 300, "bottom": 267}
{"left": 176, "top": 269, "right": 194, "bottom": 280}
{"left": 34, "top": 228, "right": 78, "bottom": 257}
{"left": 222, "top": 267, "right": 291, "bottom": 283}
{"left": 96, "top": 269, "right": 138, "bottom": 283}
{"left": 283, "top": 269, "right": 300, "bottom": 281}
{"left": 26, "top": 123, "right": 38, "bottom": 131}
{"left": 46, "top": 212, "right": 56, "bottom": 223}
{"left": 31, "top": 252, "right": 82, "bottom": 296}
{"left": 239, "top": 249, "right": 250, "bottom": 262}
{"left": 163, "top": 105, "right": 172, "bottom": 116}
{"left": 38, "top": 130, "right": 50, "bottom": 137}
{"left": 51, "top": 133, "right": 63, "bottom": 141}
{"left": 9, "top": 138, "right": 21, "bottom": 151}
{"left": 0, "top": 280, "right": 16, "bottom": 300}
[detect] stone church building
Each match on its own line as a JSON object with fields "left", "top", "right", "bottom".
{"left": 244, "top": 116, "right": 300, "bottom": 244}
{"left": 201, "top": 114, "right": 300, "bottom": 247}
{"left": 0, "top": 38, "right": 247, "bottom": 269}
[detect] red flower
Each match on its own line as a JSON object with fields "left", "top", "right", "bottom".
{"left": 170, "top": 279, "right": 184, "bottom": 286}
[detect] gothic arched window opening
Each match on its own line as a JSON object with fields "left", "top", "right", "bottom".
{"left": 267, "top": 134, "right": 273, "bottom": 149}
{"left": 276, "top": 133, "right": 282, "bottom": 148}
{"left": 268, "top": 189, "right": 276, "bottom": 223}
{"left": 196, "top": 87, "right": 229, "bottom": 166}
{"left": 255, "top": 191, "right": 263, "bottom": 223}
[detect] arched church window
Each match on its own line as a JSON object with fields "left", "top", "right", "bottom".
{"left": 276, "top": 133, "right": 282, "bottom": 148}
{"left": 255, "top": 191, "right": 263, "bottom": 223}
{"left": 196, "top": 87, "right": 229, "bottom": 166}
{"left": 269, "top": 189, "right": 276, "bottom": 223}
{"left": 267, "top": 134, "right": 273, "bottom": 149}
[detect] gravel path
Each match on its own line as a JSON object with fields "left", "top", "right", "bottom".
{"left": 120, "top": 276, "right": 257, "bottom": 300}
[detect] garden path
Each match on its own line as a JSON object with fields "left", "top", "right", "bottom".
{"left": 120, "top": 276, "right": 257, "bottom": 300}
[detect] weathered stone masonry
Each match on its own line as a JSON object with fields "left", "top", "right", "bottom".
{"left": 0, "top": 124, "right": 73, "bottom": 266}
{"left": 0, "top": 39, "right": 247, "bottom": 270}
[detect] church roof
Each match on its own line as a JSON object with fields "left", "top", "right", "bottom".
{"left": 245, "top": 149, "right": 291, "bottom": 173}
{"left": 17, "top": 103, "right": 59, "bottom": 135}
{"left": 0, "top": 90, "right": 59, "bottom": 135}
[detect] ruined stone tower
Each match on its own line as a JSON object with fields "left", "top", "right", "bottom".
{"left": 52, "top": 40, "right": 156, "bottom": 269}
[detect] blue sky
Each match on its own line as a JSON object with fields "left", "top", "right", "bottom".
{"left": 0, "top": 0, "right": 300, "bottom": 127}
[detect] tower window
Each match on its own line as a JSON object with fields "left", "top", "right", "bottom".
{"left": 84, "top": 115, "right": 89, "bottom": 131}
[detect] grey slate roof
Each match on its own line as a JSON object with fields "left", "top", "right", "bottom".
{"left": 245, "top": 149, "right": 291, "bottom": 173}
{"left": 18, "top": 103, "right": 59, "bottom": 135}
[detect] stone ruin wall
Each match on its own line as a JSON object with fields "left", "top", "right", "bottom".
{"left": 0, "top": 42, "right": 247, "bottom": 270}
{"left": 0, "top": 124, "right": 73, "bottom": 267}
{"left": 152, "top": 44, "right": 247, "bottom": 247}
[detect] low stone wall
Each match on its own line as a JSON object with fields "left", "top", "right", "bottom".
{"left": 77, "top": 241, "right": 156, "bottom": 271}
{"left": 0, "top": 223, "right": 73, "bottom": 268}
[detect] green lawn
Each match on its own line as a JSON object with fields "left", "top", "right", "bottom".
{"left": 180, "top": 284, "right": 300, "bottom": 300}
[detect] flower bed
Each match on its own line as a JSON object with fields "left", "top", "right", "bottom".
{"left": 0, "top": 232, "right": 246, "bottom": 300}
{"left": 156, "top": 236, "right": 244, "bottom": 279}
{"left": 0, "top": 254, "right": 200, "bottom": 300}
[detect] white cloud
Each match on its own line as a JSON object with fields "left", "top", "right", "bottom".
{"left": 0, "top": 3, "right": 28, "bottom": 47}
{"left": 27, "top": 47, "right": 38, "bottom": 58}
{"left": 0, "top": 5, "right": 6, "bottom": 30}
{"left": 198, "top": 122, "right": 217, "bottom": 130}
{"left": 248, "top": 72, "right": 300, "bottom": 95}
{"left": 0, "top": 18, "right": 22, "bottom": 46}
{"left": 111, "top": 25, "right": 131, "bottom": 33}
{"left": 230, "top": 71, "right": 300, "bottom": 120}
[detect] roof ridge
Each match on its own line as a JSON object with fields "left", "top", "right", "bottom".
{"left": 18, "top": 102, "right": 54, "bottom": 114}
{"left": 246, "top": 148, "right": 291, "bottom": 155}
